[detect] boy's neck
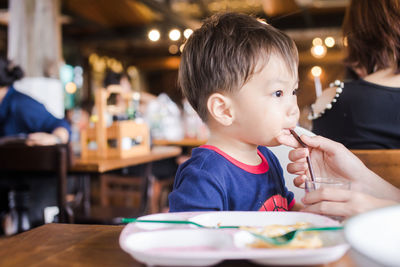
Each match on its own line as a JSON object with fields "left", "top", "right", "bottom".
{"left": 206, "top": 130, "right": 261, "bottom": 165}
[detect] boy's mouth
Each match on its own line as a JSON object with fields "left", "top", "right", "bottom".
{"left": 282, "top": 127, "right": 296, "bottom": 134}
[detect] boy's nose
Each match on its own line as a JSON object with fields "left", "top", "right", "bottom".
{"left": 288, "top": 103, "right": 300, "bottom": 120}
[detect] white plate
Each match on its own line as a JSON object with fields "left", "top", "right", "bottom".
{"left": 189, "top": 211, "right": 337, "bottom": 228}
{"left": 344, "top": 205, "right": 400, "bottom": 267}
{"left": 120, "top": 211, "right": 349, "bottom": 266}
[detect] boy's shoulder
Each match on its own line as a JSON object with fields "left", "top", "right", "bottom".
{"left": 179, "top": 146, "right": 229, "bottom": 171}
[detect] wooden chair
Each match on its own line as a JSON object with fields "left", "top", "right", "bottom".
{"left": 100, "top": 173, "right": 144, "bottom": 209}
{"left": 0, "top": 143, "right": 70, "bottom": 223}
{"left": 351, "top": 149, "right": 400, "bottom": 188}
{"left": 149, "top": 175, "right": 175, "bottom": 214}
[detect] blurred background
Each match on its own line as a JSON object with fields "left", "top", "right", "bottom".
{"left": 0, "top": 0, "right": 348, "bottom": 130}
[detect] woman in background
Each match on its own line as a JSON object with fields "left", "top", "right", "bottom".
{"left": 0, "top": 58, "right": 70, "bottom": 145}
{"left": 0, "top": 58, "right": 71, "bottom": 232}
{"left": 310, "top": 0, "right": 400, "bottom": 149}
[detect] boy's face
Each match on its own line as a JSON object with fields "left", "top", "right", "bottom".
{"left": 229, "top": 54, "right": 299, "bottom": 147}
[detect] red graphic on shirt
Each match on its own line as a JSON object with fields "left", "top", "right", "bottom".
{"left": 259, "top": 195, "right": 288, "bottom": 211}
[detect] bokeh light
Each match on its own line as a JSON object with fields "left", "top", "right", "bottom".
{"left": 169, "top": 29, "right": 181, "bottom": 41}
{"left": 148, "top": 29, "right": 160, "bottom": 42}
{"left": 183, "top": 29, "right": 193, "bottom": 39}
{"left": 169, "top": 44, "right": 179, "bottom": 54}
{"left": 65, "top": 82, "right": 77, "bottom": 94}
{"left": 324, "top": 37, "right": 335, "bottom": 48}
{"left": 312, "top": 37, "right": 323, "bottom": 46}
{"left": 311, "top": 66, "right": 322, "bottom": 77}
{"left": 311, "top": 45, "right": 327, "bottom": 58}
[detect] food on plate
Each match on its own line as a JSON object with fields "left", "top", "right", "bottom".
{"left": 243, "top": 222, "right": 323, "bottom": 249}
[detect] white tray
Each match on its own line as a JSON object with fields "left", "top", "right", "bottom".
{"left": 119, "top": 211, "right": 349, "bottom": 266}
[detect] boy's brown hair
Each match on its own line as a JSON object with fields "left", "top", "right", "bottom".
{"left": 178, "top": 12, "right": 298, "bottom": 122}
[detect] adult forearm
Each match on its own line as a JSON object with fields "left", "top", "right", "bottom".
{"left": 52, "top": 127, "right": 69, "bottom": 144}
{"left": 358, "top": 169, "right": 400, "bottom": 201}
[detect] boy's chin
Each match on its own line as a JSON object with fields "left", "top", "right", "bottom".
{"left": 261, "top": 139, "right": 281, "bottom": 147}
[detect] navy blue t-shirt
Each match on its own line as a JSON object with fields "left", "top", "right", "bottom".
{"left": 0, "top": 86, "right": 71, "bottom": 137}
{"left": 169, "top": 145, "right": 295, "bottom": 212}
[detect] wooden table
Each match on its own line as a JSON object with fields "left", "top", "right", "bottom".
{"left": 0, "top": 223, "right": 356, "bottom": 267}
{"left": 70, "top": 145, "right": 182, "bottom": 173}
{"left": 152, "top": 138, "right": 207, "bottom": 147}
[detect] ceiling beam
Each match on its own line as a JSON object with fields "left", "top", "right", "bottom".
{"left": 136, "top": 0, "right": 199, "bottom": 29}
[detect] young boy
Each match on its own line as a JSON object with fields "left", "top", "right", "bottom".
{"left": 169, "top": 12, "right": 301, "bottom": 212}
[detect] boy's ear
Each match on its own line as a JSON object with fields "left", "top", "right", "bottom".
{"left": 207, "top": 93, "right": 234, "bottom": 126}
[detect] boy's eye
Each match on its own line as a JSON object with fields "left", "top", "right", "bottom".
{"left": 293, "top": 88, "right": 299, "bottom": 95}
{"left": 273, "top": 90, "right": 283, "bottom": 97}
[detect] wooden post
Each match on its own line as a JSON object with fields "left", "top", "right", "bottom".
{"left": 8, "top": 0, "right": 61, "bottom": 78}
{"left": 95, "top": 88, "right": 108, "bottom": 158}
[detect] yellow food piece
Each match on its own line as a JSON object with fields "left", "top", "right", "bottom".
{"left": 244, "top": 222, "right": 323, "bottom": 249}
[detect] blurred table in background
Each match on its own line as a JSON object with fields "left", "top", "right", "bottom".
{"left": 351, "top": 149, "right": 400, "bottom": 188}
{"left": 0, "top": 223, "right": 356, "bottom": 267}
{"left": 69, "top": 146, "right": 181, "bottom": 223}
{"left": 152, "top": 138, "right": 207, "bottom": 147}
{"left": 71, "top": 146, "right": 181, "bottom": 173}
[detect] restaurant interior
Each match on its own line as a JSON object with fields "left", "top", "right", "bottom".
{"left": 0, "top": 0, "right": 349, "bottom": 225}
{"left": 0, "top": 0, "right": 399, "bottom": 266}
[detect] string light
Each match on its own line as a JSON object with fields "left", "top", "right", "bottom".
{"left": 148, "top": 29, "right": 160, "bottom": 42}
{"left": 312, "top": 37, "right": 323, "bottom": 46}
{"left": 325, "top": 37, "right": 335, "bottom": 48}
{"left": 183, "top": 29, "right": 193, "bottom": 39}
{"left": 311, "top": 45, "right": 327, "bottom": 58}
{"left": 169, "top": 29, "right": 181, "bottom": 41}
{"left": 311, "top": 66, "right": 322, "bottom": 77}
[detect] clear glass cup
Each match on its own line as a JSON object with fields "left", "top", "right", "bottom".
{"left": 305, "top": 177, "right": 351, "bottom": 222}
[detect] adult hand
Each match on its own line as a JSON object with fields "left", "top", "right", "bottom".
{"left": 277, "top": 134, "right": 370, "bottom": 191}
{"left": 26, "top": 132, "right": 61, "bottom": 146}
{"left": 301, "top": 187, "right": 398, "bottom": 218}
{"left": 278, "top": 133, "right": 400, "bottom": 201}
{"left": 26, "top": 127, "right": 69, "bottom": 146}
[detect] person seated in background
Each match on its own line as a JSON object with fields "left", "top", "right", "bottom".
{"left": 310, "top": 0, "right": 400, "bottom": 149}
{"left": 103, "top": 69, "right": 132, "bottom": 116}
{"left": 103, "top": 68, "right": 158, "bottom": 118}
{"left": 0, "top": 58, "right": 71, "bottom": 232}
{"left": 169, "top": 12, "right": 301, "bottom": 212}
{"left": 0, "top": 58, "right": 70, "bottom": 145}
{"left": 277, "top": 133, "right": 400, "bottom": 219}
